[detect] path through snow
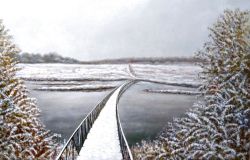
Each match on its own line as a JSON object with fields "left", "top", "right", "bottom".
{"left": 77, "top": 84, "right": 125, "bottom": 160}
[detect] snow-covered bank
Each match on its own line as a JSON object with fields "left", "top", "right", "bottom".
{"left": 144, "top": 89, "right": 201, "bottom": 95}
{"left": 35, "top": 84, "right": 116, "bottom": 91}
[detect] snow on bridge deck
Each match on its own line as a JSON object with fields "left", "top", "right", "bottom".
{"left": 77, "top": 84, "right": 125, "bottom": 160}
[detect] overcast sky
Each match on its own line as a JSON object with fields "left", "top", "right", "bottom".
{"left": 0, "top": 0, "right": 249, "bottom": 60}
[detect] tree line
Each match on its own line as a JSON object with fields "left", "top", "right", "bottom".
{"left": 17, "top": 52, "right": 203, "bottom": 64}
{"left": 17, "top": 52, "right": 80, "bottom": 63}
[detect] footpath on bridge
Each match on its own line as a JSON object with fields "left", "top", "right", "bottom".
{"left": 77, "top": 84, "right": 126, "bottom": 160}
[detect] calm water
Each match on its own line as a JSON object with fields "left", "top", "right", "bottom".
{"left": 119, "top": 82, "right": 196, "bottom": 145}
{"left": 28, "top": 82, "right": 196, "bottom": 146}
{"left": 29, "top": 89, "right": 110, "bottom": 139}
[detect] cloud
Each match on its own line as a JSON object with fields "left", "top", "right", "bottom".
{"left": 89, "top": 0, "right": 250, "bottom": 59}
{"left": 0, "top": 0, "right": 249, "bottom": 60}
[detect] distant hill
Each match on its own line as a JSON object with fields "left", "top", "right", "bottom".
{"left": 17, "top": 52, "right": 202, "bottom": 64}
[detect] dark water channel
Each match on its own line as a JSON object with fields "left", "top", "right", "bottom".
{"left": 28, "top": 82, "right": 196, "bottom": 146}
{"left": 119, "top": 82, "right": 196, "bottom": 145}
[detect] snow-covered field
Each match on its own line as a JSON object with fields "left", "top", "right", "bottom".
{"left": 17, "top": 63, "right": 202, "bottom": 91}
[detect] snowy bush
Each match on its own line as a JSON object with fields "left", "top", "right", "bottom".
{"left": 132, "top": 9, "right": 250, "bottom": 160}
{"left": 0, "top": 20, "right": 59, "bottom": 159}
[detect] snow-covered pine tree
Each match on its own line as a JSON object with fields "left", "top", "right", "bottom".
{"left": 194, "top": 9, "right": 250, "bottom": 159}
{"left": 132, "top": 9, "right": 250, "bottom": 160}
{"left": 0, "top": 20, "right": 58, "bottom": 159}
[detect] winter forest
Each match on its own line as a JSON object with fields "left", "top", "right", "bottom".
{"left": 0, "top": 1, "right": 250, "bottom": 160}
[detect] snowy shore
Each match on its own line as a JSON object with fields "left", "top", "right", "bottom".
{"left": 17, "top": 63, "right": 202, "bottom": 91}
{"left": 144, "top": 88, "right": 201, "bottom": 95}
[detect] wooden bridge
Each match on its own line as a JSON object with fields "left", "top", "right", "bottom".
{"left": 56, "top": 81, "right": 135, "bottom": 160}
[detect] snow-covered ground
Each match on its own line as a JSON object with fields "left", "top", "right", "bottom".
{"left": 17, "top": 63, "right": 201, "bottom": 91}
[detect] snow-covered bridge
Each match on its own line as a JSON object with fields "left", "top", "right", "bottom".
{"left": 56, "top": 81, "right": 134, "bottom": 160}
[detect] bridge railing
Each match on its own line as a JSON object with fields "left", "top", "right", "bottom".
{"left": 56, "top": 81, "right": 136, "bottom": 160}
{"left": 116, "top": 81, "right": 136, "bottom": 160}
{"left": 56, "top": 88, "right": 116, "bottom": 160}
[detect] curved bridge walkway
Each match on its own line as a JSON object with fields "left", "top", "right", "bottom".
{"left": 78, "top": 83, "right": 126, "bottom": 160}
{"left": 56, "top": 81, "right": 134, "bottom": 160}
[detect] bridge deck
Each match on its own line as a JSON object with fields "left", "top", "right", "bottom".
{"left": 77, "top": 84, "right": 124, "bottom": 160}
